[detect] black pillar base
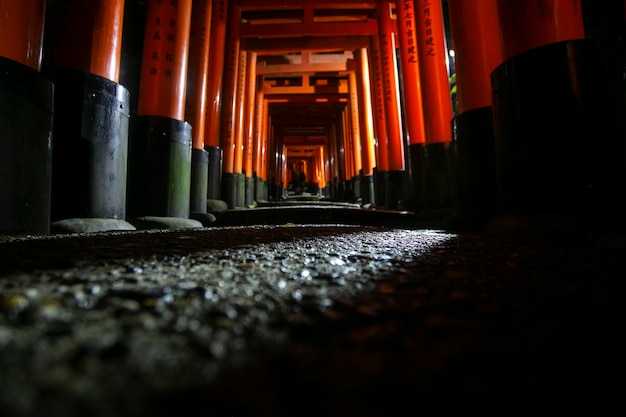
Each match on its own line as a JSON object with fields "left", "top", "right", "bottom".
{"left": 190, "top": 148, "right": 208, "bottom": 214}
{"left": 46, "top": 68, "right": 130, "bottom": 222}
{"left": 262, "top": 180, "right": 269, "bottom": 202}
{"left": 385, "top": 170, "right": 406, "bottom": 210}
{"left": 254, "top": 175, "right": 263, "bottom": 202}
{"left": 205, "top": 145, "right": 222, "bottom": 200}
{"left": 245, "top": 176, "right": 255, "bottom": 206}
{"left": 222, "top": 172, "right": 237, "bottom": 209}
{"left": 408, "top": 143, "right": 425, "bottom": 211}
{"left": 492, "top": 39, "right": 625, "bottom": 215}
{"left": 0, "top": 57, "right": 54, "bottom": 235}
{"left": 420, "top": 142, "right": 453, "bottom": 211}
{"left": 352, "top": 175, "right": 361, "bottom": 201}
{"left": 449, "top": 106, "right": 497, "bottom": 229}
{"left": 360, "top": 174, "right": 375, "bottom": 205}
{"left": 235, "top": 173, "right": 245, "bottom": 208}
{"left": 127, "top": 116, "right": 192, "bottom": 218}
{"left": 375, "top": 169, "right": 387, "bottom": 208}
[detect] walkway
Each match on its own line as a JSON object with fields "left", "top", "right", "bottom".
{"left": 0, "top": 209, "right": 623, "bottom": 416}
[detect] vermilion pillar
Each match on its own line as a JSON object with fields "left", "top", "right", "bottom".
{"left": 205, "top": 0, "right": 228, "bottom": 200}
{"left": 349, "top": 70, "right": 363, "bottom": 200}
{"left": 368, "top": 36, "right": 389, "bottom": 207}
{"left": 44, "top": 0, "right": 133, "bottom": 230}
{"left": 377, "top": 1, "right": 405, "bottom": 209}
{"left": 396, "top": 0, "right": 428, "bottom": 210}
{"left": 243, "top": 52, "right": 258, "bottom": 206}
{"left": 186, "top": 0, "right": 213, "bottom": 150}
{"left": 0, "top": 0, "right": 46, "bottom": 70}
{"left": 232, "top": 49, "right": 248, "bottom": 207}
{"left": 396, "top": 0, "right": 426, "bottom": 146}
{"left": 498, "top": 0, "right": 585, "bottom": 62}
{"left": 414, "top": 0, "right": 454, "bottom": 213}
{"left": 448, "top": 0, "right": 502, "bottom": 115}
{"left": 127, "top": 0, "right": 195, "bottom": 222}
{"left": 416, "top": 0, "right": 453, "bottom": 145}
{"left": 489, "top": 0, "right": 624, "bottom": 236}
{"left": 448, "top": 0, "right": 502, "bottom": 229}
{"left": 220, "top": 3, "right": 241, "bottom": 208}
{"left": 356, "top": 48, "right": 376, "bottom": 204}
{"left": 254, "top": 94, "right": 268, "bottom": 201}
{"left": 187, "top": 0, "right": 213, "bottom": 217}
{"left": 44, "top": 0, "right": 124, "bottom": 82}
{"left": 0, "top": 0, "right": 54, "bottom": 234}
{"left": 138, "top": 0, "right": 192, "bottom": 121}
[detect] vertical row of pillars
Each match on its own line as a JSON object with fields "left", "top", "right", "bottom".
{"left": 2, "top": 0, "right": 625, "bottom": 234}
{"left": 447, "top": 0, "right": 626, "bottom": 233}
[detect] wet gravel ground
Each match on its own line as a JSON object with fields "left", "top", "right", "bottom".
{"left": 0, "top": 224, "right": 623, "bottom": 416}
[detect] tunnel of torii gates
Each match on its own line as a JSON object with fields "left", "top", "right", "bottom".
{"left": 1, "top": 0, "right": 625, "bottom": 235}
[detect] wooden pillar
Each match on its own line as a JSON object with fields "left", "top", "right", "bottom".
{"left": 205, "top": 0, "right": 228, "bottom": 200}
{"left": 377, "top": 1, "right": 405, "bottom": 208}
{"left": 368, "top": 35, "right": 389, "bottom": 207}
{"left": 138, "top": 0, "right": 192, "bottom": 121}
{"left": 186, "top": 0, "right": 213, "bottom": 150}
{"left": 205, "top": 0, "right": 228, "bottom": 148}
{"left": 186, "top": 0, "right": 213, "bottom": 215}
{"left": 242, "top": 52, "right": 257, "bottom": 206}
{"left": 396, "top": 0, "right": 426, "bottom": 146}
{"left": 0, "top": 0, "right": 46, "bottom": 70}
{"left": 356, "top": 48, "right": 376, "bottom": 204}
{"left": 497, "top": 0, "right": 585, "bottom": 61}
{"left": 377, "top": 1, "right": 405, "bottom": 171}
{"left": 128, "top": 0, "right": 194, "bottom": 219}
{"left": 220, "top": 3, "right": 241, "bottom": 208}
{"left": 490, "top": 0, "right": 623, "bottom": 230}
{"left": 0, "top": 0, "right": 53, "bottom": 234}
{"left": 447, "top": 0, "right": 502, "bottom": 227}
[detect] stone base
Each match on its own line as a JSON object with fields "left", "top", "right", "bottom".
{"left": 129, "top": 216, "right": 203, "bottom": 230}
{"left": 51, "top": 218, "right": 136, "bottom": 234}
{"left": 190, "top": 212, "right": 217, "bottom": 226}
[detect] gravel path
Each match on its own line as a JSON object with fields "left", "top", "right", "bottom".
{"left": 0, "top": 225, "right": 622, "bottom": 416}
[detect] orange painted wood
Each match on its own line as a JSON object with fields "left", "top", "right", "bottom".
{"left": 368, "top": 36, "right": 389, "bottom": 173}
{"left": 415, "top": 0, "right": 453, "bottom": 144}
{"left": 43, "top": 0, "right": 124, "bottom": 80}
{"left": 138, "top": 0, "right": 193, "bottom": 121}
{"left": 242, "top": 36, "right": 370, "bottom": 54}
{"left": 448, "top": 0, "right": 502, "bottom": 114}
{"left": 220, "top": 3, "right": 241, "bottom": 173}
{"left": 497, "top": 0, "right": 585, "bottom": 62}
{"left": 0, "top": 0, "right": 46, "bottom": 70}
{"left": 238, "top": 19, "right": 377, "bottom": 38}
{"left": 186, "top": 0, "right": 213, "bottom": 149}
{"left": 377, "top": 1, "right": 405, "bottom": 170}
{"left": 243, "top": 52, "right": 258, "bottom": 178}
{"left": 254, "top": 90, "right": 266, "bottom": 179}
{"left": 233, "top": 50, "right": 248, "bottom": 174}
{"left": 344, "top": 109, "right": 356, "bottom": 178}
{"left": 90, "top": 0, "right": 125, "bottom": 82}
{"left": 396, "top": 0, "right": 426, "bottom": 145}
{"left": 204, "top": 0, "right": 228, "bottom": 148}
{"left": 348, "top": 71, "right": 363, "bottom": 177}
{"left": 356, "top": 48, "right": 376, "bottom": 176}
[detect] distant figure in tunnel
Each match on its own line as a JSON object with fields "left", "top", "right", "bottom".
{"left": 298, "top": 171, "right": 306, "bottom": 193}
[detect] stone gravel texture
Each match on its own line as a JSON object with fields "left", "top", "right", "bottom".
{"left": 0, "top": 222, "right": 623, "bottom": 416}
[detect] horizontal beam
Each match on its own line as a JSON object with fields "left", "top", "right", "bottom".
{"left": 242, "top": 36, "right": 370, "bottom": 53}
{"left": 263, "top": 85, "right": 349, "bottom": 95}
{"left": 257, "top": 61, "right": 348, "bottom": 75}
{"left": 239, "top": 19, "right": 378, "bottom": 38}
{"left": 233, "top": 1, "right": 377, "bottom": 10}
{"left": 266, "top": 94, "right": 349, "bottom": 102}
